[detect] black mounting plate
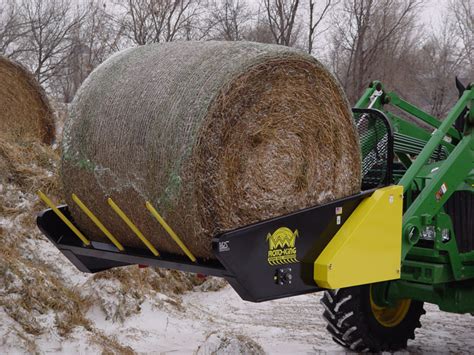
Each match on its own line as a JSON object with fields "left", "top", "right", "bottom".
{"left": 213, "top": 191, "right": 372, "bottom": 301}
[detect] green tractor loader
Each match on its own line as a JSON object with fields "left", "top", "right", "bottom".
{"left": 37, "top": 79, "right": 473, "bottom": 352}
{"left": 319, "top": 79, "right": 473, "bottom": 351}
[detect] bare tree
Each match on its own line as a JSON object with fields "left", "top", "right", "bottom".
{"left": 206, "top": 0, "right": 253, "bottom": 41}
{"left": 16, "top": 0, "right": 85, "bottom": 84}
{"left": 329, "top": 0, "right": 420, "bottom": 103}
{"left": 0, "top": 0, "right": 29, "bottom": 57}
{"left": 244, "top": 21, "right": 274, "bottom": 44}
{"left": 261, "top": 0, "right": 301, "bottom": 46}
{"left": 411, "top": 1, "right": 472, "bottom": 118}
{"left": 307, "top": 0, "right": 333, "bottom": 54}
{"left": 52, "top": 1, "right": 121, "bottom": 102}
{"left": 418, "top": 20, "right": 462, "bottom": 116}
{"left": 121, "top": 0, "right": 152, "bottom": 45}
{"left": 117, "top": 0, "right": 202, "bottom": 45}
{"left": 449, "top": 0, "right": 473, "bottom": 77}
{"left": 240, "top": 3, "right": 273, "bottom": 44}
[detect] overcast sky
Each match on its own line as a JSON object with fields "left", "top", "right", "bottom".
{"left": 420, "top": 0, "right": 448, "bottom": 27}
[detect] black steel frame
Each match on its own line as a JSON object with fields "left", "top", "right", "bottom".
{"left": 353, "top": 108, "right": 394, "bottom": 187}
{"left": 37, "top": 191, "right": 373, "bottom": 302}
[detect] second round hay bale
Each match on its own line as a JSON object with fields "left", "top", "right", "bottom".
{"left": 0, "top": 56, "right": 55, "bottom": 144}
{"left": 62, "top": 41, "right": 361, "bottom": 259}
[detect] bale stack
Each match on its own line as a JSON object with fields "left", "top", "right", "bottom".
{"left": 0, "top": 56, "right": 55, "bottom": 144}
{"left": 62, "top": 41, "right": 361, "bottom": 259}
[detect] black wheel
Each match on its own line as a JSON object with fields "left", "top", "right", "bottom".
{"left": 321, "top": 285, "right": 425, "bottom": 352}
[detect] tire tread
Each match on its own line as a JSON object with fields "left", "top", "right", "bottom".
{"left": 320, "top": 286, "right": 425, "bottom": 352}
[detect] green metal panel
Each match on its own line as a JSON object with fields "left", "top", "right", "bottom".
{"left": 387, "top": 92, "right": 462, "bottom": 141}
{"left": 354, "top": 81, "right": 474, "bottom": 313}
{"left": 354, "top": 83, "right": 378, "bottom": 108}
{"left": 402, "top": 134, "right": 473, "bottom": 260}
{"left": 401, "top": 260, "right": 453, "bottom": 284}
{"left": 387, "top": 279, "right": 474, "bottom": 314}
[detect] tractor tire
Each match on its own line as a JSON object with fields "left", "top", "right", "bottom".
{"left": 321, "top": 285, "right": 425, "bottom": 352}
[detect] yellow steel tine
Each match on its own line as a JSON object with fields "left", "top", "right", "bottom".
{"left": 145, "top": 201, "right": 197, "bottom": 263}
{"left": 37, "top": 190, "right": 91, "bottom": 246}
{"left": 107, "top": 198, "right": 160, "bottom": 256}
{"left": 72, "top": 194, "right": 125, "bottom": 252}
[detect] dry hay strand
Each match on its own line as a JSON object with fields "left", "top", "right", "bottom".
{"left": 62, "top": 41, "right": 361, "bottom": 259}
{"left": 0, "top": 236, "right": 92, "bottom": 336}
{"left": 0, "top": 56, "right": 55, "bottom": 144}
{"left": 90, "top": 332, "right": 135, "bottom": 355}
{"left": 0, "top": 137, "right": 61, "bottom": 211}
{"left": 92, "top": 266, "right": 203, "bottom": 296}
{"left": 0, "top": 137, "right": 61, "bottom": 224}
{"left": 83, "top": 267, "right": 197, "bottom": 322}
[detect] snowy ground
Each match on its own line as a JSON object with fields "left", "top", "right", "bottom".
{"left": 88, "top": 282, "right": 474, "bottom": 354}
{"left": 0, "top": 139, "right": 473, "bottom": 354}
{"left": 2, "top": 229, "right": 473, "bottom": 354}
{"left": 1, "top": 199, "right": 473, "bottom": 354}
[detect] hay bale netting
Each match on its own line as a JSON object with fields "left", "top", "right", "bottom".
{"left": 0, "top": 56, "right": 55, "bottom": 144}
{"left": 62, "top": 41, "right": 361, "bottom": 259}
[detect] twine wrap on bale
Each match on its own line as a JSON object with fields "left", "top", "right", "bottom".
{"left": 62, "top": 41, "right": 361, "bottom": 258}
{"left": 0, "top": 56, "right": 55, "bottom": 144}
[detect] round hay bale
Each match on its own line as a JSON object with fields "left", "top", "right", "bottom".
{"left": 62, "top": 41, "right": 361, "bottom": 259}
{"left": 0, "top": 56, "right": 55, "bottom": 144}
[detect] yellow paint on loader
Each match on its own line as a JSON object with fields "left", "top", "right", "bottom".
{"left": 314, "top": 185, "right": 403, "bottom": 289}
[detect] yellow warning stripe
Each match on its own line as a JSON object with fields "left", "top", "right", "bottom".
{"left": 72, "top": 194, "right": 124, "bottom": 252}
{"left": 146, "top": 201, "right": 197, "bottom": 263}
{"left": 108, "top": 198, "right": 159, "bottom": 256}
{"left": 37, "top": 191, "right": 91, "bottom": 246}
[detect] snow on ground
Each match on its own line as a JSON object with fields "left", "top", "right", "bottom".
{"left": 4, "top": 227, "right": 473, "bottom": 355}
{"left": 1, "top": 188, "right": 473, "bottom": 354}
{"left": 86, "top": 281, "right": 474, "bottom": 354}
{"left": 1, "top": 138, "right": 473, "bottom": 354}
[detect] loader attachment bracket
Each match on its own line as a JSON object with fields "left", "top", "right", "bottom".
{"left": 213, "top": 191, "right": 372, "bottom": 302}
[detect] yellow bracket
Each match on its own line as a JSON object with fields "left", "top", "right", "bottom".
{"left": 72, "top": 194, "right": 125, "bottom": 252}
{"left": 107, "top": 198, "right": 160, "bottom": 256}
{"left": 37, "top": 191, "right": 91, "bottom": 246}
{"left": 146, "top": 201, "right": 197, "bottom": 263}
{"left": 314, "top": 185, "right": 403, "bottom": 289}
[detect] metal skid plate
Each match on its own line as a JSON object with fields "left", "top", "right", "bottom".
{"left": 213, "top": 191, "right": 372, "bottom": 302}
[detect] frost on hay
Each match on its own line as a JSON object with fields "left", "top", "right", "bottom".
{"left": 62, "top": 41, "right": 361, "bottom": 258}
{"left": 0, "top": 56, "right": 55, "bottom": 145}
